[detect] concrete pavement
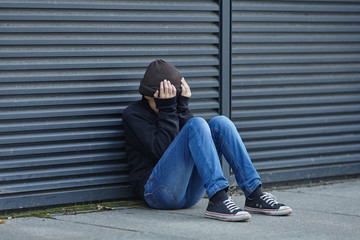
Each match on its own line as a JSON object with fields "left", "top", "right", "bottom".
{"left": 1, "top": 178, "right": 359, "bottom": 240}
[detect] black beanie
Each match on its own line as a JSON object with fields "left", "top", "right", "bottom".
{"left": 139, "top": 60, "right": 182, "bottom": 97}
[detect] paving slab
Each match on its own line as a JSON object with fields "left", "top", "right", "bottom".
{"left": 0, "top": 178, "right": 359, "bottom": 240}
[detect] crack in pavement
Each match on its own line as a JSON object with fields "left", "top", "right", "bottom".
{"left": 53, "top": 217, "right": 197, "bottom": 240}
{"left": 53, "top": 218, "right": 141, "bottom": 232}
{"left": 282, "top": 189, "right": 360, "bottom": 200}
{"left": 294, "top": 208, "right": 360, "bottom": 218}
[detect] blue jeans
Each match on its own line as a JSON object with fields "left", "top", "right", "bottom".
{"left": 144, "top": 116, "right": 261, "bottom": 210}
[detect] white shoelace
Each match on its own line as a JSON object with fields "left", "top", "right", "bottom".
{"left": 223, "top": 197, "right": 241, "bottom": 213}
{"left": 260, "top": 192, "right": 279, "bottom": 207}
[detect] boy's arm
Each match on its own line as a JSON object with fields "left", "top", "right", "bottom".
{"left": 123, "top": 97, "right": 179, "bottom": 162}
{"left": 123, "top": 80, "right": 180, "bottom": 162}
{"left": 177, "top": 78, "right": 194, "bottom": 128}
{"left": 177, "top": 95, "right": 194, "bottom": 128}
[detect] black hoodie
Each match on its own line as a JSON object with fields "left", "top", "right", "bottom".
{"left": 122, "top": 95, "right": 193, "bottom": 200}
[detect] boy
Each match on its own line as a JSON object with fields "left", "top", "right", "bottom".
{"left": 122, "top": 60, "right": 292, "bottom": 221}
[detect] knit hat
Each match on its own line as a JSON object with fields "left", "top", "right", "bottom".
{"left": 139, "top": 60, "right": 182, "bottom": 97}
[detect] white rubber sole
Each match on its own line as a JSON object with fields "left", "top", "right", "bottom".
{"left": 205, "top": 210, "right": 251, "bottom": 222}
{"left": 244, "top": 206, "right": 292, "bottom": 216}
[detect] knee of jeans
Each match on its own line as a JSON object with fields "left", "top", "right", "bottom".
{"left": 187, "top": 117, "right": 208, "bottom": 131}
{"left": 208, "top": 115, "right": 229, "bottom": 128}
{"left": 185, "top": 117, "right": 212, "bottom": 139}
{"left": 188, "top": 117, "right": 207, "bottom": 126}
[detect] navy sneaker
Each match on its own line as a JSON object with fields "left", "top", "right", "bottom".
{"left": 244, "top": 192, "right": 292, "bottom": 216}
{"left": 205, "top": 197, "right": 251, "bottom": 222}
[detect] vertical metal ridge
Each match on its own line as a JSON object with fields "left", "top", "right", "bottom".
{"left": 219, "top": 0, "right": 232, "bottom": 181}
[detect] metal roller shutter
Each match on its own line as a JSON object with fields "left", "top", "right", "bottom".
{"left": 231, "top": 0, "right": 360, "bottom": 183}
{"left": 0, "top": 0, "right": 220, "bottom": 210}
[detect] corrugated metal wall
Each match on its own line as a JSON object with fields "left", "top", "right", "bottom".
{"left": 231, "top": 0, "right": 360, "bottom": 183}
{"left": 1, "top": 0, "right": 359, "bottom": 211}
{"left": 0, "top": 0, "right": 220, "bottom": 210}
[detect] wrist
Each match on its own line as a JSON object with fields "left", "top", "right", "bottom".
{"left": 155, "top": 97, "right": 177, "bottom": 112}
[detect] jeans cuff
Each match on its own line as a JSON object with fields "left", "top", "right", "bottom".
{"left": 206, "top": 181, "right": 229, "bottom": 199}
{"left": 244, "top": 180, "right": 262, "bottom": 198}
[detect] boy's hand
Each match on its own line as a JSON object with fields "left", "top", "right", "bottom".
{"left": 153, "top": 79, "right": 177, "bottom": 99}
{"left": 181, "top": 78, "right": 191, "bottom": 98}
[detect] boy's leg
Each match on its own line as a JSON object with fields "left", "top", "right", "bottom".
{"left": 209, "top": 116, "right": 292, "bottom": 215}
{"left": 208, "top": 116, "right": 261, "bottom": 197}
{"left": 144, "top": 117, "right": 228, "bottom": 210}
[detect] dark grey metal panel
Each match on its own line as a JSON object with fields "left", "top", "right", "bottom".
{"left": 219, "top": 0, "right": 232, "bottom": 181}
{"left": 0, "top": 0, "right": 220, "bottom": 210}
{"left": 231, "top": 0, "right": 360, "bottom": 184}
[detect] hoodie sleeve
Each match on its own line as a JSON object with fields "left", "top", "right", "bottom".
{"left": 123, "top": 97, "right": 179, "bottom": 163}
{"left": 177, "top": 95, "right": 194, "bottom": 129}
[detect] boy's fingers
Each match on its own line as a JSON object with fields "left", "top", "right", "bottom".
{"left": 162, "top": 80, "right": 166, "bottom": 93}
{"left": 164, "top": 80, "right": 169, "bottom": 92}
{"left": 165, "top": 80, "right": 170, "bottom": 96}
{"left": 153, "top": 90, "right": 159, "bottom": 98}
{"left": 182, "top": 78, "right": 190, "bottom": 92}
{"left": 160, "top": 81, "right": 164, "bottom": 93}
{"left": 182, "top": 84, "right": 187, "bottom": 93}
{"left": 181, "top": 78, "right": 188, "bottom": 87}
{"left": 180, "top": 78, "right": 191, "bottom": 98}
{"left": 172, "top": 85, "right": 177, "bottom": 95}
{"left": 158, "top": 79, "right": 177, "bottom": 98}
{"left": 168, "top": 81, "right": 174, "bottom": 97}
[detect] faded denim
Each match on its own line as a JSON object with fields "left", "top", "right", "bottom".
{"left": 144, "top": 116, "right": 261, "bottom": 210}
